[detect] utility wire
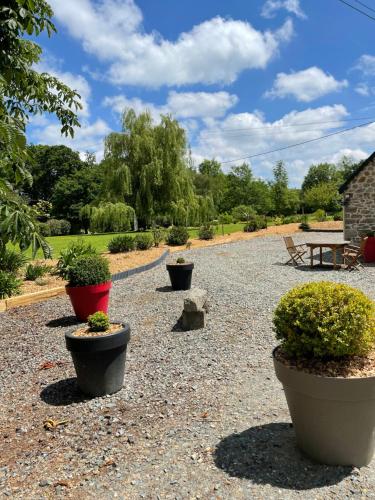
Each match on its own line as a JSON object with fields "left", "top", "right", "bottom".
{"left": 353, "top": 0, "right": 375, "bottom": 15}
{"left": 220, "top": 120, "right": 374, "bottom": 164}
{"left": 336, "top": 0, "right": 375, "bottom": 21}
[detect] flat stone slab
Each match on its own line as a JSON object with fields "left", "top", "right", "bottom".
{"left": 182, "top": 310, "right": 205, "bottom": 331}
{"left": 184, "top": 288, "right": 208, "bottom": 312}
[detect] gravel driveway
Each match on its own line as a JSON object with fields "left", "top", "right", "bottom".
{"left": 1, "top": 232, "right": 374, "bottom": 499}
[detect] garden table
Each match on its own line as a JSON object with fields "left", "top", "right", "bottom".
{"left": 306, "top": 241, "right": 350, "bottom": 269}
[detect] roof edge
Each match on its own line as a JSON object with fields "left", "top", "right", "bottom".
{"left": 339, "top": 151, "right": 375, "bottom": 193}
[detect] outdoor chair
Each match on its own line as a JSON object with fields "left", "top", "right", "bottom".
{"left": 342, "top": 237, "right": 366, "bottom": 271}
{"left": 283, "top": 236, "right": 307, "bottom": 266}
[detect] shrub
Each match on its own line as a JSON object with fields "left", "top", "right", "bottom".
{"left": 314, "top": 209, "right": 326, "bottom": 222}
{"left": 134, "top": 233, "right": 153, "bottom": 250}
{"left": 273, "top": 282, "right": 375, "bottom": 358}
{"left": 55, "top": 240, "right": 97, "bottom": 279}
{"left": 243, "top": 215, "right": 267, "bottom": 233}
{"left": 108, "top": 235, "right": 135, "bottom": 253}
{"left": 0, "top": 249, "right": 28, "bottom": 274}
{"left": 365, "top": 230, "right": 375, "bottom": 237}
{"left": 67, "top": 255, "right": 111, "bottom": 287}
{"left": 47, "top": 218, "right": 63, "bottom": 236}
{"left": 333, "top": 211, "right": 343, "bottom": 221}
{"left": 283, "top": 215, "right": 301, "bottom": 224}
{"left": 152, "top": 227, "right": 165, "bottom": 247}
{"left": 218, "top": 213, "right": 234, "bottom": 225}
{"left": 38, "top": 222, "right": 51, "bottom": 237}
{"left": 88, "top": 311, "right": 110, "bottom": 332}
{"left": 299, "top": 222, "right": 311, "bottom": 232}
{"left": 198, "top": 225, "right": 214, "bottom": 240}
{"left": 272, "top": 216, "right": 284, "bottom": 226}
{"left": 0, "top": 271, "right": 21, "bottom": 299}
{"left": 176, "top": 257, "right": 185, "bottom": 264}
{"left": 167, "top": 226, "right": 189, "bottom": 246}
{"left": 59, "top": 219, "right": 71, "bottom": 235}
{"left": 231, "top": 205, "right": 256, "bottom": 223}
{"left": 25, "top": 263, "right": 51, "bottom": 281}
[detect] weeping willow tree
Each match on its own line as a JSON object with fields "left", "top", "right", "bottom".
{"left": 81, "top": 203, "right": 134, "bottom": 233}
{"left": 170, "top": 195, "right": 215, "bottom": 226}
{"left": 102, "top": 109, "right": 198, "bottom": 227}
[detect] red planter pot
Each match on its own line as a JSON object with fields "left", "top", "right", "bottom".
{"left": 66, "top": 281, "right": 112, "bottom": 322}
{"left": 364, "top": 237, "right": 375, "bottom": 263}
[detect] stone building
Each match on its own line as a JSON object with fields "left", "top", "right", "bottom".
{"left": 339, "top": 152, "right": 375, "bottom": 243}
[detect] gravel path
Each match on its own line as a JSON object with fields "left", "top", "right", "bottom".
{"left": 1, "top": 232, "right": 374, "bottom": 499}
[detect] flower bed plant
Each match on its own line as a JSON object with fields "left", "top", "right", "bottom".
{"left": 108, "top": 235, "right": 135, "bottom": 253}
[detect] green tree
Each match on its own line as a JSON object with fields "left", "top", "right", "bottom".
{"left": 271, "top": 161, "right": 294, "bottom": 215}
{"left": 0, "top": 0, "right": 81, "bottom": 256}
{"left": 193, "top": 159, "right": 227, "bottom": 211}
{"left": 301, "top": 163, "right": 339, "bottom": 192}
{"left": 303, "top": 182, "right": 341, "bottom": 212}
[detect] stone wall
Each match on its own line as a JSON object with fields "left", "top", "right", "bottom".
{"left": 343, "top": 160, "right": 375, "bottom": 243}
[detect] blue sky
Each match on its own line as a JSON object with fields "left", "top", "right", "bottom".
{"left": 27, "top": 0, "right": 375, "bottom": 186}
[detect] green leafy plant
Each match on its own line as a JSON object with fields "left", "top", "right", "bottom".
{"left": 134, "top": 233, "right": 153, "bottom": 250}
{"left": 333, "top": 211, "right": 343, "bottom": 221}
{"left": 38, "top": 222, "right": 51, "bottom": 237}
{"left": 25, "top": 263, "right": 51, "bottom": 281}
{"left": 198, "top": 225, "right": 214, "bottom": 240}
{"left": 272, "top": 216, "right": 284, "bottom": 226}
{"left": 299, "top": 222, "right": 311, "bottom": 232}
{"left": 243, "top": 215, "right": 268, "bottom": 233}
{"left": 176, "top": 257, "right": 186, "bottom": 264}
{"left": 314, "top": 209, "right": 326, "bottom": 222}
{"left": 0, "top": 271, "right": 21, "bottom": 299}
{"left": 152, "top": 226, "right": 165, "bottom": 247}
{"left": 0, "top": 249, "right": 28, "bottom": 274}
{"left": 366, "top": 231, "right": 375, "bottom": 237}
{"left": 67, "top": 255, "right": 111, "bottom": 288}
{"left": 55, "top": 240, "right": 97, "bottom": 279}
{"left": 88, "top": 311, "right": 110, "bottom": 332}
{"left": 273, "top": 282, "right": 375, "bottom": 358}
{"left": 166, "top": 226, "right": 189, "bottom": 246}
{"left": 108, "top": 235, "right": 135, "bottom": 253}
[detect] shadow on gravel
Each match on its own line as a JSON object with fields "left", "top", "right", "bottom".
{"left": 156, "top": 285, "right": 174, "bottom": 293}
{"left": 40, "top": 378, "right": 87, "bottom": 406}
{"left": 46, "top": 316, "right": 80, "bottom": 328}
{"left": 214, "top": 423, "right": 352, "bottom": 490}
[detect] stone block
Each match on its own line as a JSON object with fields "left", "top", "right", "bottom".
{"left": 184, "top": 288, "right": 208, "bottom": 312}
{"left": 182, "top": 310, "right": 205, "bottom": 331}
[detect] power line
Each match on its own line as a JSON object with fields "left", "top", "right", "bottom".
{"left": 353, "top": 0, "right": 375, "bottom": 15}
{"left": 220, "top": 120, "right": 374, "bottom": 164}
{"left": 336, "top": 0, "right": 375, "bottom": 21}
{"left": 201, "top": 116, "right": 375, "bottom": 135}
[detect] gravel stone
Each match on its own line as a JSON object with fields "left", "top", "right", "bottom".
{"left": 0, "top": 233, "right": 374, "bottom": 499}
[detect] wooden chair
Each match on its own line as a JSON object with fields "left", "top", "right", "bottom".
{"left": 283, "top": 236, "right": 307, "bottom": 266}
{"left": 342, "top": 237, "right": 366, "bottom": 271}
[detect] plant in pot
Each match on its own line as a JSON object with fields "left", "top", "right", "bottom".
{"left": 273, "top": 281, "right": 375, "bottom": 466}
{"left": 65, "top": 312, "right": 130, "bottom": 397}
{"left": 66, "top": 255, "right": 112, "bottom": 321}
{"left": 166, "top": 257, "right": 194, "bottom": 290}
{"left": 364, "top": 231, "right": 375, "bottom": 263}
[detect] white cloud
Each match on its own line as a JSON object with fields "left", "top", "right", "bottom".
{"left": 261, "top": 0, "right": 306, "bottom": 19}
{"left": 191, "top": 104, "right": 373, "bottom": 186}
{"left": 103, "top": 91, "right": 238, "bottom": 121}
{"left": 354, "top": 54, "right": 375, "bottom": 76}
{"left": 49, "top": 0, "right": 293, "bottom": 87}
{"left": 265, "top": 66, "right": 348, "bottom": 102}
{"left": 355, "top": 83, "right": 371, "bottom": 96}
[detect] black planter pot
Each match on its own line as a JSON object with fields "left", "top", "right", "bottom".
{"left": 166, "top": 262, "right": 194, "bottom": 290}
{"left": 65, "top": 323, "right": 130, "bottom": 397}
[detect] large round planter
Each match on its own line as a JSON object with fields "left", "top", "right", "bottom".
{"left": 65, "top": 323, "right": 130, "bottom": 397}
{"left": 273, "top": 348, "right": 375, "bottom": 466}
{"left": 364, "top": 236, "right": 375, "bottom": 263}
{"left": 166, "top": 263, "right": 194, "bottom": 290}
{"left": 66, "top": 281, "right": 112, "bottom": 322}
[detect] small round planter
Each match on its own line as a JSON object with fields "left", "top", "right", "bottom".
{"left": 66, "top": 281, "right": 112, "bottom": 322}
{"left": 273, "top": 348, "right": 375, "bottom": 466}
{"left": 65, "top": 323, "right": 130, "bottom": 397}
{"left": 364, "top": 236, "right": 375, "bottom": 263}
{"left": 166, "top": 262, "right": 194, "bottom": 290}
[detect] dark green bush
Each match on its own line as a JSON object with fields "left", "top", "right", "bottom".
{"left": 38, "top": 222, "right": 51, "bottom": 237}
{"left": 55, "top": 240, "right": 97, "bottom": 279}
{"left": 0, "top": 249, "right": 28, "bottom": 274}
{"left": 273, "top": 282, "right": 375, "bottom": 358}
{"left": 46, "top": 218, "right": 71, "bottom": 235}
{"left": 59, "top": 219, "right": 71, "bottom": 235}
{"left": 167, "top": 226, "right": 189, "bottom": 246}
{"left": 243, "top": 215, "right": 267, "bottom": 232}
{"left": 299, "top": 222, "right": 311, "bottom": 232}
{"left": 152, "top": 227, "right": 165, "bottom": 247}
{"left": 25, "top": 263, "right": 51, "bottom": 281}
{"left": 67, "top": 255, "right": 111, "bottom": 287}
{"left": 176, "top": 257, "right": 185, "bottom": 264}
{"left": 198, "top": 225, "right": 214, "bottom": 240}
{"left": 88, "top": 311, "right": 110, "bottom": 332}
{"left": 134, "top": 233, "right": 153, "bottom": 250}
{"left": 333, "top": 211, "right": 343, "bottom": 221}
{"left": 0, "top": 271, "right": 21, "bottom": 299}
{"left": 108, "top": 235, "right": 135, "bottom": 253}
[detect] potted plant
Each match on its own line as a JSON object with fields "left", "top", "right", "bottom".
{"left": 65, "top": 312, "right": 130, "bottom": 397}
{"left": 166, "top": 257, "right": 194, "bottom": 290}
{"left": 66, "top": 254, "right": 112, "bottom": 321}
{"left": 364, "top": 231, "right": 375, "bottom": 263}
{"left": 272, "top": 281, "right": 375, "bottom": 466}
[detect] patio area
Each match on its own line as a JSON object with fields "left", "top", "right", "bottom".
{"left": 0, "top": 232, "right": 374, "bottom": 499}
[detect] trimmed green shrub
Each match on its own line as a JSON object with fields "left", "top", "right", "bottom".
{"left": 333, "top": 211, "right": 343, "bottom": 221}
{"left": 0, "top": 271, "right": 21, "bottom": 299}
{"left": 273, "top": 282, "right": 375, "bottom": 358}
{"left": 176, "top": 257, "right": 185, "bottom": 264}
{"left": 108, "top": 235, "right": 135, "bottom": 253}
{"left": 25, "top": 263, "right": 51, "bottom": 281}
{"left": 299, "top": 222, "right": 311, "bottom": 231}
{"left": 243, "top": 215, "right": 268, "bottom": 232}
{"left": 88, "top": 311, "right": 110, "bottom": 332}
{"left": 59, "top": 219, "right": 71, "bottom": 235}
{"left": 167, "top": 226, "right": 189, "bottom": 246}
{"left": 0, "top": 249, "right": 27, "bottom": 274}
{"left": 198, "top": 225, "right": 214, "bottom": 240}
{"left": 272, "top": 216, "right": 284, "bottom": 226}
{"left": 134, "top": 233, "right": 153, "bottom": 250}
{"left": 67, "top": 255, "right": 111, "bottom": 287}
{"left": 283, "top": 215, "right": 302, "bottom": 224}
{"left": 55, "top": 240, "right": 97, "bottom": 279}
{"left": 38, "top": 222, "right": 51, "bottom": 237}
{"left": 314, "top": 209, "right": 326, "bottom": 222}
{"left": 46, "top": 218, "right": 71, "bottom": 235}
{"left": 152, "top": 227, "right": 165, "bottom": 247}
